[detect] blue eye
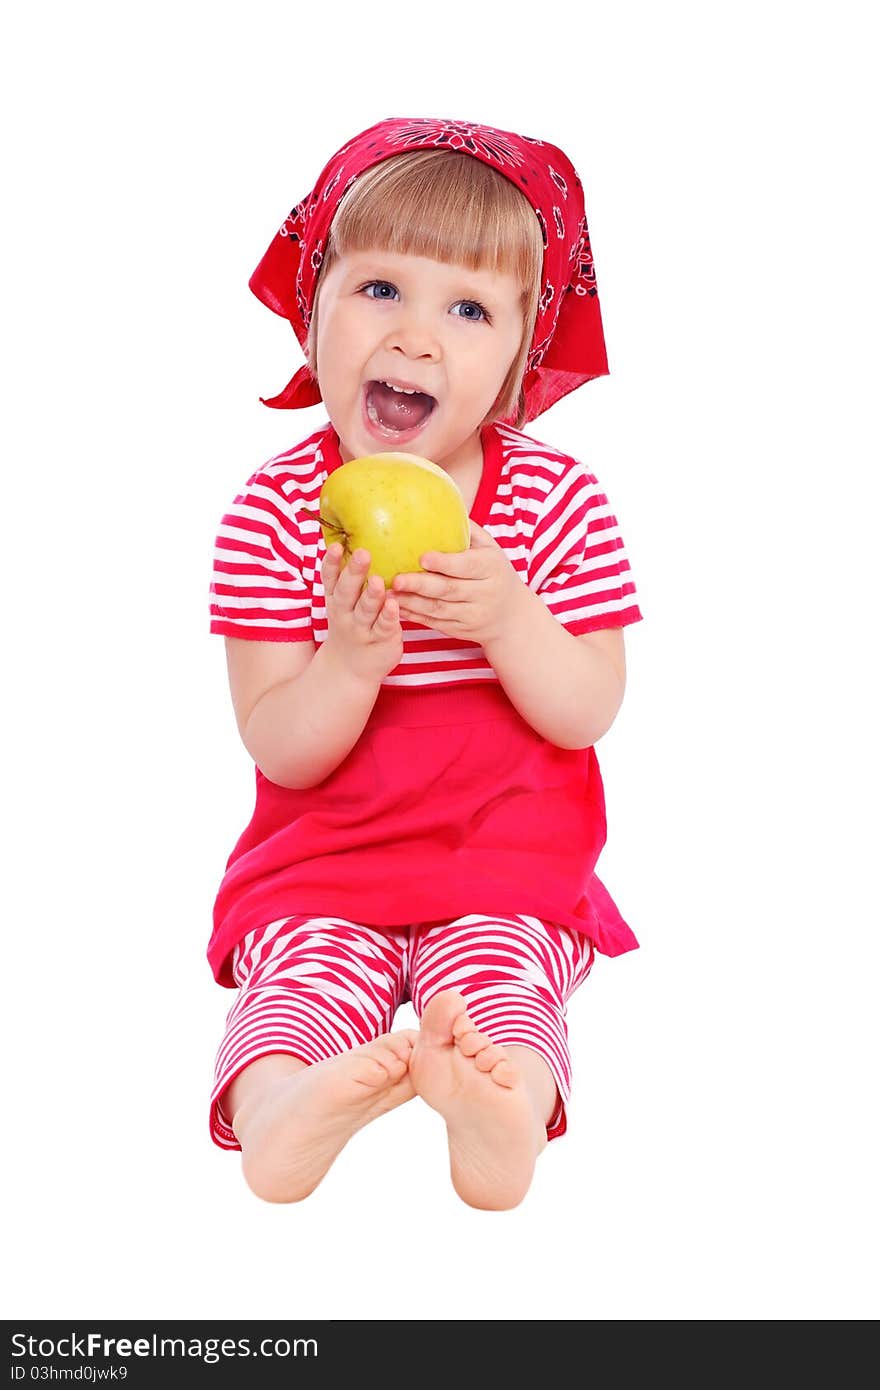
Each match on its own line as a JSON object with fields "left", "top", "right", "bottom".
{"left": 362, "top": 281, "right": 399, "bottom": 300}
{"left": 360, "top": 282, "right": 490, "bottom": 322}
{"left": 452, "top": 300, "right": 490, "bottom": 323}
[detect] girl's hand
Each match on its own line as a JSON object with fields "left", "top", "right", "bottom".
{"left": 321, "top": 544, "right": 404, "bottom": 684}
{"left": 391, "top": 521, "right": 527, "bottom": 647}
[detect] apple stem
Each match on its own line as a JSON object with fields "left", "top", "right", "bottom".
{"left": 301, "top": 507, "right": 346, "bottom": 534}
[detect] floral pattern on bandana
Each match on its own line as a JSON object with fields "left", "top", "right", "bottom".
{"left": 387, "top": 118, "right": 527, "bottom": 171}
{"left": 572, "top": 218, "right": 599, "bottom": 296}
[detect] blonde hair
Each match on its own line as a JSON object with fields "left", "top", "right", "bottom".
{"left": 306, "top": 149, "right": 544, "bottom": 428}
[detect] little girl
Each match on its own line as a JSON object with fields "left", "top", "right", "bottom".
{"left": 208, "top": 116, "right": 643, "bottom": 1210}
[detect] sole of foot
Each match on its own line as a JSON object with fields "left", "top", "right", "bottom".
{"left": 235, "top": 1029, "right": 419, "bottom": 1203}
{"left": 409, "top": 990, "right": 547, "bottom": 1210}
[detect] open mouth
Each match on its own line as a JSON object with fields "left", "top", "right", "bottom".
{"left": 363, "top": 379, "right": 437, "bottom": 442}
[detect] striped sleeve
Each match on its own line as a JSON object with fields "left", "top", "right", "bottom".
{"left": 527, "top": 460, "right": 643, "bottom": 634}
{"left": 209, "top": 470, "right": 314, "bottom": 642}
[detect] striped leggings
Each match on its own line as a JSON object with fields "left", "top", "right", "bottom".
{"left": 211, "top": 913, "right": 594, "bottom": 1150}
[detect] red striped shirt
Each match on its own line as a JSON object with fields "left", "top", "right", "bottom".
{"left": 209, "top": 420, "right": 643, "bottom": 687}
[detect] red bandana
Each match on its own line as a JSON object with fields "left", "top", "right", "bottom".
{"left": 249, "top": 116, "right": 609, "bottom": 424}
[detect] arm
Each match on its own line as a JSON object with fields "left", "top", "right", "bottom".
{"left": 227, "top": 544, "right": 404, "bottom": 789}
{"left": 228, "top": 635, "right": 382, "bottom": 789}
{"left": 482, "top": 584, "right": 626, "bottom": 748}
{"left": 392, "top": 521, "right": 627, "bottom": 750}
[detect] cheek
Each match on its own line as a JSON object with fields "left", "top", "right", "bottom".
{"left": 454, "top": 331, "right": 513, "bottom": 374}
{"left": 317, "top": 319, "right": 365, "bottom": 391}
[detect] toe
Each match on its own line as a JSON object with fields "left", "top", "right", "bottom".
{"left": 382, "top": 1030, "right": 419, "bottom": 1061}
{"left": 451, "top": 1010, "right": 477, "bottom": 1041}
{"left": 487, "top": 1057, "right": 517, "bottom": 1089}
{"left": 352, "top": 1054, "right": 398, "bottom": 1087}
{"left": 364, "top": 1043, "right": 409, "bottom": 1082}
{"left": 419, "top": 989, "right": 469, "bottom": 1046}
{"left": 473, "top": 1042, "right": 509, "bottom": 1074}
{"left": 455, "top": 1028, "right": 488, "bottom": 1059}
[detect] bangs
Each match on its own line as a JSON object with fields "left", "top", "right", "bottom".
{"left": 330, "top": 149, "right": 544, "bottom": 292}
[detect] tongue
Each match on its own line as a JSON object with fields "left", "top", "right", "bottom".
{"left": 367, "top": 381, "right": 433, "bottom": 432}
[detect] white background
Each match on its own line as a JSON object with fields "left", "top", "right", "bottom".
{"left": 3, "top": 0, "right": 878, "bottom": 1322}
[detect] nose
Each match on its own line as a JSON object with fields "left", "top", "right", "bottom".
{"left": 384, "top": 307, "right": 441, "bottom": 361}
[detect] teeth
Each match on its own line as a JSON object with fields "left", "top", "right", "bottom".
{"left": 381, "top": 380, "right": 420, "bottom": 395}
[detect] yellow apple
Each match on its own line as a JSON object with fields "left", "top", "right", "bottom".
{"left": 318, "top": 452, "right": 470, "bottom": 587}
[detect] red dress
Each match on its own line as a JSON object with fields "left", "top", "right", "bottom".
{"left": 208, "top": 424, "right": 641, "bottom": 987}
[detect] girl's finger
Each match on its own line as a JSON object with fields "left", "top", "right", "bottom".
{"left": 321, "top": 542, "right": 343, "bottom": 596}
{"left": 355, "top": 572, "right": 386, "bottom": 624}
{"left": 335, "top": 548, "right": 372, "bottom": 610}
{"left": 375, "top": 594, "right": 399, "bottom": 630}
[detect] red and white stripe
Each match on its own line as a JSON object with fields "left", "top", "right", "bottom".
{"left": 210, "top": 912, "right": 594, "bottom": 1150}
{"left": 408, "top": 913, "right": 594, "bottom": 1123}
{"left": 209, "top": 422, "right": 642, "bottom": 686}
{"left": 210, "top": 916, "right": 408, "bottom": 1149}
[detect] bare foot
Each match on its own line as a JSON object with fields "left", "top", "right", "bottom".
{"left": 232, "top": 1030, "right": 418, "bottom": 1203}
{"left": 409, "top": 990, "right": 547, "bottom": 1210}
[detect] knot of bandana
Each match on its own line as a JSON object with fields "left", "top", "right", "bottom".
{"left": 249, "top": 116, "right": 609, "bottom": 424}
